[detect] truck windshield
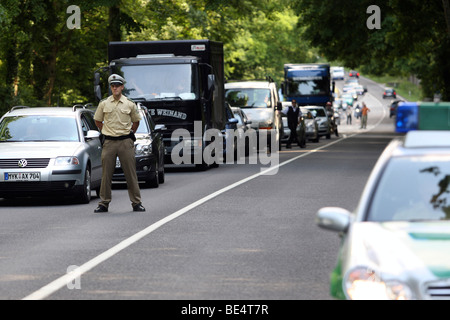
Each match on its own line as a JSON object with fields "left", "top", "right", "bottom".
{"left": 225, "top": 88, "right": 271, "bottom": 108}
{"left": 118, "top": 64, "right": 198, "bottom": 101}
{"left": 285, "top": 77, "right": 329, "bottom": 96}
{"left": 285, "top": 67, "right": 330, "bottom": 97}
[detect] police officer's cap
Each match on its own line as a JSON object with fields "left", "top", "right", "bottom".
{"left": 108, "top": 74, "right": 125, "bottom": 85}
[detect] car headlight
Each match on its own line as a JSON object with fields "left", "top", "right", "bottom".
{"left": 344, "top": 267, "right": 413, "bottom": 300}
{"left": 135, "top": 143, "right": 152, "bottom": 156}
{"left": 55, "top": 157, "right": 79, "bottom": 166}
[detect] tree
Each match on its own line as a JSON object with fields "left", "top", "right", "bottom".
{"left": 294, "top": 0, "right": 450, "bottom": 100}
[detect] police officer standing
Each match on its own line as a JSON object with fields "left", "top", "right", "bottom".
{"left": 93, "top": 74, "right": 145, "bottom": 213}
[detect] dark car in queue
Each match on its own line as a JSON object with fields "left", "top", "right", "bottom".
{"left": 223, "top": 103, "right": 240, "bottom": 162}
{"left": 389, "top": 99, "right": 405, "bottom": 118}
{"left": 349, "top": 70, "right": 360, "bottom": 78}
{"left": 383, "top": 88, "right": 397, "bottom": 99}
{"left": 0, "top": 105, "right": 102, "bottom": 203}
{"left": 113, "top": 103, "right": 166, "bottom": 188}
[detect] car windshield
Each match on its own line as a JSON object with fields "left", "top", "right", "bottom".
{"left": 367, "top": 155, "right": 450, "bottom": 222}
{"left": 225, "top": 88, "right": 271, "bottom": 108}
{"left": 0, "top": 115, "right": 79, "bottom": 142}
{"left": 305, "top": 108, "right": 326, "bottom": 117}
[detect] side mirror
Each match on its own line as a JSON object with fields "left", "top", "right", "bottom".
{"left": 276, "top": 101, "right": 282, "bottom": 111}
{"left": 155, "top": 124, "right": 167, "bottom": 132}
{"left": 94, "top": 72, "right": 101, "bottom": 86}
{"left": 208, "top": 74, "right": 215, "bottom": 92}
{"left": 316, "top": 207, "right": 352, "bottom": 233}
{"left": 227, "top": 118, "right": 238, "bottom": 124}
{"left": 94, "top": 85, "right": 102, "bottom": 102}
{"left": 85, "top": 130, "right": 101, "bottom": 140}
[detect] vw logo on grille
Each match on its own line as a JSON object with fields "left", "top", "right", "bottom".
{"left": 18, "top": 159, "right": 28, "bottom": 168}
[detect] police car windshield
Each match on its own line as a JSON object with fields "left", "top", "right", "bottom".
{"left": 0, "top": 116, "right": 79, "bottom": 142}
{"left": 119, "top": 64, "right": 198, "bottom": 101}
{"left": 367, "top": 155, "right": 450, "bottom": 222}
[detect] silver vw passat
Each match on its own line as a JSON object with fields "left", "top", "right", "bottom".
{"left": 0, "top": 106, "right": 102, "bottom": 203}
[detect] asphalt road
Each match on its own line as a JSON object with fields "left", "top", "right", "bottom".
{"left": 0, "top": 75, "right": 404, "bottom": 305}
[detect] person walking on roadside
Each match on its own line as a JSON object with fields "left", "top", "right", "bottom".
{"left": 282, "top": 99, "right": 302, "bottom": 148}
{"left": 346, "top": 105, "right": 352, "bottom": 125}
{"left": 360, "top": 102, "right": 371, "bottom": 129}
{"left": 93, "top": 74, "right": 145, "bottom": 213}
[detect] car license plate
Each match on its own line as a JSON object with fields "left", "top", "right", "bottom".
{"left": 115, "top": 158, "right": 121, "bottom": 168}
{"left": 4, "top": 172, "right": 41, "bottom": 181}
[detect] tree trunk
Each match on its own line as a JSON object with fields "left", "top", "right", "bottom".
{"left": 109, "top": 2, "right": 121, "bottom": 42}
{"left": 443, "top": 0, "right": 450, "bottom": 38}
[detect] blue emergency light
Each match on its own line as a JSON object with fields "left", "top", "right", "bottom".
{"left": 395, "top": 102, "right": 450, "bottom": 133}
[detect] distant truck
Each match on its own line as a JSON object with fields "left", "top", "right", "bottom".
{"left": 94, "top": 40, "right": 227, "bottom": 169}
{"left": 281, "top": 63, "right": 334, "bottom": 107}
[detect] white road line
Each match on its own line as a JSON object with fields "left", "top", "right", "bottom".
{"left": 23, "top": 138, "right": 348, "bottom": 300}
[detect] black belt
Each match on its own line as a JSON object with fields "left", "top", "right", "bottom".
{"left": 103, "top": 132, "right": 136, "bottom": 141}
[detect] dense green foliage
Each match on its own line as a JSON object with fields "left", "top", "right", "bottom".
{"left": 0, "top": 0, "right": 316, "bottom": 114}
{"left": 295, "top": 0, "right": 450, "bottom": 101}
{"left": 1, "top": 0, "right": 448, "bottom": 115}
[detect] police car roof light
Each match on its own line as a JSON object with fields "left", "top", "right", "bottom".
{"left": 396, "top": 101, "right": 450, "bottom": 133}
{"left": 396, "top": 102, "right": 418, "bottom": 133}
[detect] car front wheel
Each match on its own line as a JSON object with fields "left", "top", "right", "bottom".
{"left": 78, "top": 166, "right": 92, "bottom": 204}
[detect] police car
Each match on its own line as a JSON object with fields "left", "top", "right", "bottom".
{"left": 316, "top": 102, "right": 450, "bottom": 300}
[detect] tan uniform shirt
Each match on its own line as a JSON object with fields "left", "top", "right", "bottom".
{"left": 94, "top": 95, "right": 142, "bottom": 137}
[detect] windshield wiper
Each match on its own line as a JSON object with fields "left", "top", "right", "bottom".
{"left": 150, "top": 97, "right": 183, "bottom": 101}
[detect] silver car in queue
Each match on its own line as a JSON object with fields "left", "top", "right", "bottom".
{"left": 0, "top": 106, "right": 102, "bottom": 203}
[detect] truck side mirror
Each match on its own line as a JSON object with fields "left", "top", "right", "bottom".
{"left": 94, "top": 85, "right": 102, "bottom": 102}
{"left": 94, "top": 72, "right": 101, "bottom": 86}
{"left": 208, "top": 74, "right": 215, "bottom": 92}
{"left": 94, "top": 72, "right": 102, "bottom": 102}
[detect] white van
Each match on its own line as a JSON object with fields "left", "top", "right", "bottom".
{"left": 225, "top": 80, "right": 283, "bottom": 152}
{"left": 331, "top": 66, "right": 345, "bottom": 80}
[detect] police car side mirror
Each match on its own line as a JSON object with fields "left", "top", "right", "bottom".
{"left": 316, "top": 207, "right": 352, "bottom": 233}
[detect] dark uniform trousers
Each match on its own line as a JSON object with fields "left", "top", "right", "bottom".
{"left": 99, "top": 138, "right": 141, "bottom": 208}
